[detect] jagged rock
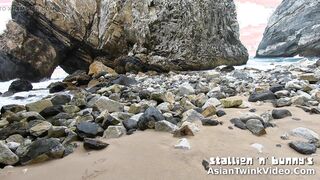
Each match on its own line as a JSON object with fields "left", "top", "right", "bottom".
{"left": 76, "top": 122, "right": 104, "bottom": 139}
{"left": 275, "top": 90, "right": 290, "bottom": 98}
{"left": 26, "top": 99, "right": 53, "bottom": 113}
{"left": 269, "top": 84, "right": 285, "bottom": 93}
{"left": 48, "top": 126, "right": 68, "bottom": 138}
{"left": 246, "top": 119, "right": 266, "bottom": 136}
{"left": 93, "top": 96, "right": 124, "bottom": 113}
{"left": 6, "top": 142, "right": 20, "bottom": 151}
{"left": 202, "top": 98, "right": 222, "bottom": 108}
{"left": 6, "top": 134, "right": 24, "bottom": 144}
{"left": 48, "top": 82, "right": 68, "bottom": 94}
{"left": 179, "top": 83, "right": 195, "bottom": 95}
{"left": 220, "top": 98, "right": 243, "bottom": 108}
{"left": 63, "top": 70, "right": 91, "bottom": 86}
{"left": 0, "top": 122, "right": 28, "bottom": 139}
{"left": 51, "top": 94, "right": 71, "bottom": 106}
{"left": 137, "top": 107, "right": 165, "bottom": 130}
{"left": 103, "top": 126, "right": 126, "bottom": 139}
{"left": 39, "top": 105, "right": 64, "bottom": 118}
{"left": 1, "top": 104, "right": 25, "bottom": 115}
{"left": 88, "top": 61, "right": 117, "bottom": 78}
{"left": 63, "top": 105, "right": 81, "bottom": 114}
{"left": 0, "top": 0, "right": 247, "bottom": 81}
{"left": 273, "top": 97, "right": 292, "bottom": 107}
{"left": 122, "top": 113, "right": 142, "bottom": 131}
{"left": 19, "top": 138, "right": 65, "bottom": 165}
{"left": 29, "top": 121, "right": 52, "bottom": 137}
{"left": 181, "top": 109, "right": 204, "bottom": 123}
{"left": 128, "top": 103, "right": 142, "bottom": 114}
{"left": 257, "top": 0, "right": 320, "bottom": 57}
{"left": 272, "top": 109, "right": 292, "bottom": 119}
{"left": 83, "top": 138, "right": 109, "bottom": 150}
{"left": 248, "top": 91, "right": 276, "bottom": 102}
{"left": 111, "top": 75, "right": 137, "bottom": 86}
{"left": 8, "top": 79, "right": 33, "bottom": 93}
{"left": 155, "top": 120, "right": 178, "bottom": 133}
{"left": 230, "top": 118, "right": 247, "bottom": 130}
{"left": 299, "top": 73, "right": 319, "bottom": 84}
{"left": 0, "top": 119, "right": 9, "bottom": 128}
{"left": 16, "top": 111, "right": 45, "bottom": 121}
{"left": 201, "top": 105, "right": 217, "bottom": 117}
{"left": 289, "top": 141, "right": 317, "bottom": 155}
{"left": 0, "top": 141, "right": 19, "bottom": 165}
{"left": 173, "top": 122, "right": 200, "bottom": 137}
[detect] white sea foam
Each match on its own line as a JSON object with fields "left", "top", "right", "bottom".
{"left": 0, "top": 67, "right": 68, "bottom": 109}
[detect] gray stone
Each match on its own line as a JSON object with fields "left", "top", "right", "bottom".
{"left": 230, "top": 118, "right": 247, "bottom": 130}
{"left": 181, "top": 109, "right": 204, "bottom": 123}
{"left": 93, "top": 96, "right": 124, "bottom": 113}
{"left": 155, "top": 120, "right": 178, "bottom": 133}
{"left": 26, "top": 99, "right": 53, "bottom": 113}
{"left": 289, "top": 127, "right": 319, "bottom": 142}
{"left": 83, "top": 138, "right": 109, "bottom": 150}
{"left": 76, "top": 122, "right": 104, "bottom": 139}
{"left": 289, "top": 141, "right": 317, "bottom": 155}
{"left": 173, "top": 122, "right": 200, "bottom": 137}
{"left": 179, "top": 83, "right": 195, "bottom": 95}
{"left": 137, "top": 107, "right": 165, "bottom": 130}
{"left": 0, "top": 141, "right": 19, "bottom": 165}
{"left": 272, "top": 109, "right": 292, "bottom": 119}
{"left": 19, "top": 138, "right": 65, "bottom": 165}
{"left": 248, "top": 91, "right": 276, "bottom": 102}
{"left": 6, "top": 134, "right": 24, "bottom": 144}
{"left": 29, "top": 121, "right": 52, "bottom": 137}
{"left": 103, "top": 126, "right": 126, "bottom": 139}
{"left": 246, "top": 119, "right": 266, "bottom": 136}
{"left": 273, "top": 97, "right": 292, "bottom": 107}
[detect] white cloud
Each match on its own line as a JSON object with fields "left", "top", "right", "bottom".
{"left": 235, "top": 2, "right": 274, "bottom": 28}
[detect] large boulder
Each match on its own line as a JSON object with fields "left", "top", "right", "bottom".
{"left": 257, "top": 0, "right": 320, "bottom": 57}
{"left": 1, "top": 0, "right": 248, "bottom": 81}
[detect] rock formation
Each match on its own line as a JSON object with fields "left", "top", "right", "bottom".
{"left": 257, "top": 0, "right": 320, "bottom": 58}
{"left": 0, "top": 0, "right": 248, "bottom": 81}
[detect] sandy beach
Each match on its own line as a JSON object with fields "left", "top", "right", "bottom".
{"left": 1, "top": 97, "right": 319, "bottom": 180}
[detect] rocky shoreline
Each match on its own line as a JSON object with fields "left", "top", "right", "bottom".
{"left": 0, "top": 59, "right": 320, "bottom": 168}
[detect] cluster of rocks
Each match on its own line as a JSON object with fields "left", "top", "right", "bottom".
{"left": 1, "top": 59, "right": 320, "bottom": 167}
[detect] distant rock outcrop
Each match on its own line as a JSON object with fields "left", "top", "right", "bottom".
{"left": 0, "top": 0, "right": 248, "bottom": 81}
{"left": 257, "top": 0, "right": 320, "bottom": 58}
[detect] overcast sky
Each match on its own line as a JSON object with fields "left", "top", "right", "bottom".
{"left": 235, "top": 0, "right": 282, "bottom": 55}
{"left": 0, "top": 0, "right": 282, "bottom": 56}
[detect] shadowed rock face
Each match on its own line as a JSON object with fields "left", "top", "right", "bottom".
{"left": 257, "top": 0, "right": 320, "bottom": 58}
{"left": 0, "top": 0, "right": 248, "bottom": 81}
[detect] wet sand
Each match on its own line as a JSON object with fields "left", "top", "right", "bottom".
{"left": 1, "top": 98, "right": 319, "bottom": 180}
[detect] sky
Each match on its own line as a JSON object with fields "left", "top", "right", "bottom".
{"left": 0, "top": 0, "right": 282, "bottom": 56}
{"left": 235, "top": 0, "right": 282, "bottom": 55}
